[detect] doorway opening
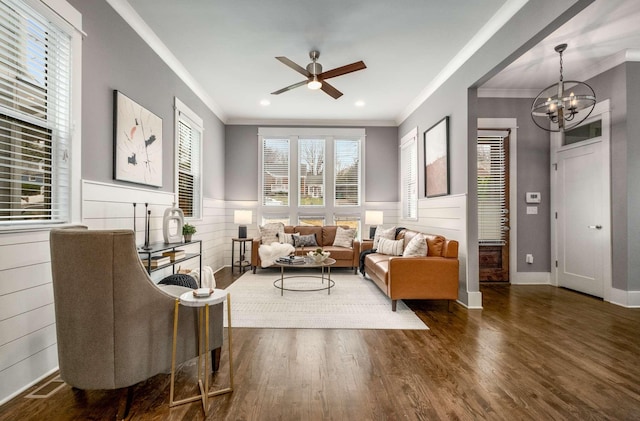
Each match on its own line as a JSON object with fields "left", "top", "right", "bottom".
{"left": 478, "top": 128, "right": 510, "bottom": 282}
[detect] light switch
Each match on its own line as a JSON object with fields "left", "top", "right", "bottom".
{"left": 526, "top": 206, "right": 538, "bottom": 215}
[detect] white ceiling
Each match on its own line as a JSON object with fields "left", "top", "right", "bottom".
{"left": 121, "top": 0, "right": 640, "bottom": 124}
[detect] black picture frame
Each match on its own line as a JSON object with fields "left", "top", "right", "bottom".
{"left": 113, "top": 90, "right": 163, "bottom": 187}
{"left": 424, "top": 116, "right": 449, "bottom": 198}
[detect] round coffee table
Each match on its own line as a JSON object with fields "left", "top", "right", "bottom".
{"left": 273, "top": 257, "right": 336, "bottom": 295}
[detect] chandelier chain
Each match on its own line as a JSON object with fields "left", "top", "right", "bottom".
{"left": 559, "top": 50, "right": 564, "bottom": 82}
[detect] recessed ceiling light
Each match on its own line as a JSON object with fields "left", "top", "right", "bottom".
{"left": 355, "top": 100, "right": 365, "bottom": 107}
{"left": 260, "top": 99, "right": 271, "bottom": 106}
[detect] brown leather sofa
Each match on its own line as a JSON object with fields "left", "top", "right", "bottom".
{"left": 362, "top": 229, "right": 459, "bottom": 311}
{"left": 252, "top": 225, "right": 360, "bottom": 273}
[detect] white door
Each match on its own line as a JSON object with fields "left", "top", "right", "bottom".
{"left": 556, "top": 141, "right": 605, "bottom": 297}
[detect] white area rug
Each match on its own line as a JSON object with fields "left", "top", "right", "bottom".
{"left": 222, "top": 269, "right": 428, "bottom": 330}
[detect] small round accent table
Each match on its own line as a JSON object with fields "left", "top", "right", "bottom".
{"left": 169, "top": 289, "right": 234, "bottom": 411}
{"left": 273, "top": 257, "right": 336, "bottom": 296}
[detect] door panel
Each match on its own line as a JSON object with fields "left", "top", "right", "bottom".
{"left": 556, "top": 141, "right": 604, "bottom": 297}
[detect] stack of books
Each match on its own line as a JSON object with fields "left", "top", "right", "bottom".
{"left": 149, "top": 255, "right": 171, "bottom": 268}
{"left": 162, "top": 249, "right": 186, "bottom": 262}
{"left": 276, "top": 256, "right": 306, "bottom": 265}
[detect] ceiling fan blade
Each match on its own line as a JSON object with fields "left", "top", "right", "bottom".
{"left": 320, "top": 81, "right": 343, "bottom": 99}
{"left": 275, "top": 56, "right": 311, "bottom": 77}
{"left": 271, "top": 80, "right": 309, "bottom": 95}
{"left": 319, "top": 61, "right": 366, "bottom": 80}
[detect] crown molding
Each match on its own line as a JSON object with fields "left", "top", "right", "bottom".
{"left": 395, "top": 0, "right": 529, "bottom": 125}
{"left": 105, "top": 0, "right": 227, "bottom": 123}
{"left": 226, "top": 118, "right": 397, "bottom": 127}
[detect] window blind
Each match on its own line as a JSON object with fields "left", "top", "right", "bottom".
{"left": 262, "top": 138, "right": 289, "bottom": 206}
{"left": 401, "top": 136, "right": 417, "bottom": 219}
{"left": 478, "top": 135, "right": 507, "bottom": 245}
{"left": 177, "top": 116, "right": 201, "bottom": 218}
{"left": 0, "top": 0, "right": 71, "bottom": 224}
{"left": 335, "top": 139, "right": 360, "bottom": 206}
{"left": 298, "top": 138, "right": 324, "bottom": 206}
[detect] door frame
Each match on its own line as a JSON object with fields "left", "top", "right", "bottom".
{"left": 478, "top": 118, "right": 517, "bottom": 283}
{"left": 550, "top": 99, "right": 612, "bottom": 301}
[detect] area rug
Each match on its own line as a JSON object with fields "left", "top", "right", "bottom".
{"left": 222, "top": 269, "right": 428, "bottom": 330}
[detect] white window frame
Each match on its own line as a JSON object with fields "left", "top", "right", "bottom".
{"left": 0, "top": 0, "right": 82, "bottom": 230}
{"left": 400, "top": 127, "right": 418, "bottom": 220}
{"left": 258, "top": 127, "right": 365, "bottom": 226}
{"left": 174, "top": 97, "right": 203, "bottom": 220}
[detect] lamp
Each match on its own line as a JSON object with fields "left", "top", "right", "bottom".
{"left": 307, "top": 75, "right": 322, "bottom": 90}
{"left": 234, "top": 210, "right": 252, "bottom": 238}
{"left": 531, "top": 43, "right": 596, "bottom": 132}
{"left": 365, "top": 211, "right": 384, "bottom": 239}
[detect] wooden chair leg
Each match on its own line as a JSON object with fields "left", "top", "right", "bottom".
{"left": 116, "top": 386, "right": 134, "bottom": 420}
{"left": 211, "top": 347, "right": 222, "bottom": 372}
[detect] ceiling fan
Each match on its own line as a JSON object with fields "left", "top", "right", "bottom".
{"left": 271, "top": 50, "right": 366, "bottom": 99}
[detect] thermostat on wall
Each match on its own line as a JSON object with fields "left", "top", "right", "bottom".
{"left": 526, "top": 192, "right": 541, "bottom": 203}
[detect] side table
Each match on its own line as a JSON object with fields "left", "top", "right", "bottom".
{"left": 169, "top": 289, "right": 234, "bottom": 411}
{"left": 231, "top": 238, "right": 252, "bottom": 273}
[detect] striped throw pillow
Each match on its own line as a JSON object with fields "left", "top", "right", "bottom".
{"left": 377, "top": 237, "right": 404, "bottom": 256}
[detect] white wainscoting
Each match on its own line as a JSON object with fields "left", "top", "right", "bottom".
{"left": 399, "top": 194, "right": 478, "bottom": 308}
{"left": 0, "top": 228, "right": 58, "bottom": 404}
{"left": 0, "top": 179, "right": 228, "bottom": 404}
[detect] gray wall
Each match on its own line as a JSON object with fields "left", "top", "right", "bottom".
{"left": 71, "top": 0, "right": 225, "bottom": 199}
{"left": 477, "top": 97, "right": 550, "bottom": 273}
{"left": 224, "top": 125, "right": 398, "bottom": 202}
{"left": 626, "top": 62, "right": 640, "bottom": 290}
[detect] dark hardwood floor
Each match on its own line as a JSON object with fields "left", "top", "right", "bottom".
{"left": 2, "top": 268, "right": 640, "bottom": 420}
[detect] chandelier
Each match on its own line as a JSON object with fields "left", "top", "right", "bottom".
{"left": 531, "top": 44, "right": 596, "bottom": 132}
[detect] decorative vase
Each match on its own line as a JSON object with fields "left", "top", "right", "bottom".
{"left": 163, "top": 202, "right": 184, "bottom": 244}
{"left": 184, "top": 234, "right": 192, "bottom": 243}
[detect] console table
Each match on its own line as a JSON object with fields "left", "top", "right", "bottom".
{"left": 138, "top": 240, "right": 202, "bottom": 281}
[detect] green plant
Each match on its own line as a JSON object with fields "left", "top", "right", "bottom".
{"left": 182, "top": 223, "right": 196, "bottom": 235}
{"left": 313, "top": 247, "right": 324, "bottom": 255}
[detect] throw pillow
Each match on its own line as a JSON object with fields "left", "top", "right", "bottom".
{"left": 333, "top": 226, "right": 356, "bottom": 248}
{"left": 259, "top": 222, "right": 284, "bottom": 245}
{"left": 278, "top": 232, "right": 300, "bottom": 246}
{"left": 403, "top": 233, "right": 428, "bottom": 257}
{"left": 373, "top": 226, "right": 396, "bottom": 248}
{"left": 293, "top": 233, "right": 318, "bottom": 247}
{"left": 158, "top": 274, "right": 198, "bottom": 289}
{"left": 377, "top": 237, "right": 404, "bottom": 256}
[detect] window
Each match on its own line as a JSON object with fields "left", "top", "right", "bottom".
{"left": 0, "top": 0, "right": 75, "bottom": 225}
{"left": 259, "top": 128, "right": 364, "bottom": 228}
{"left": 335, "top": 139, "right": 360, "bottom": 206}
{"left": 477, "top": 135, "right": 507, "bottom": 244}
{"left": 401, "top": 128, "right": 418, "bottom": 220}
{"left": 262, "top": 138, "right": 289, "bottom": 206}
{"left": 175, "top": 98, "right": 202, "bottom": 219}
{"left": 298, "top": 138, "right": 324, "bottom": 206}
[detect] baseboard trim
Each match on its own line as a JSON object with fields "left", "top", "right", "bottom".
{"left": 0, "top": 367, "right": 58, "bottom": 406}
{"left": 457, "top": 290, "right": 483, "bottom": 309}
{"left": 609, "top": 288, "right": 640, "bottom": 308}
{"left": 511, "top": 272, "right": 551, "bottom": 285}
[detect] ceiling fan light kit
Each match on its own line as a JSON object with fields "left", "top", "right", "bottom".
{"left": 531, "top": 43, "right": 596, "bottom": 132}
{"left": 272, "top": 50, "right": 366, "bottom": 99}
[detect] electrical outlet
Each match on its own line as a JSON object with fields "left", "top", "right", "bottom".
{"left": 526, "top": 254, "right": 534, "bottom": 264}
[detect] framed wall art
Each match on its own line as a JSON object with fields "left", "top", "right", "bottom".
{"left": 424, "top": 116, "right": 449, "bottom": 197}
{"left": 113, "top": 90, "right": 163, "bottom": 187}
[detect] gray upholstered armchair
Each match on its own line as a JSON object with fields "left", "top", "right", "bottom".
{"left": 49, "top": 228, "right": 223, "bottom": 417}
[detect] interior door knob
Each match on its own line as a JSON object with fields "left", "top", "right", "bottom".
{"left": 588, "top": 225, "right": 602, "bottom": 229}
